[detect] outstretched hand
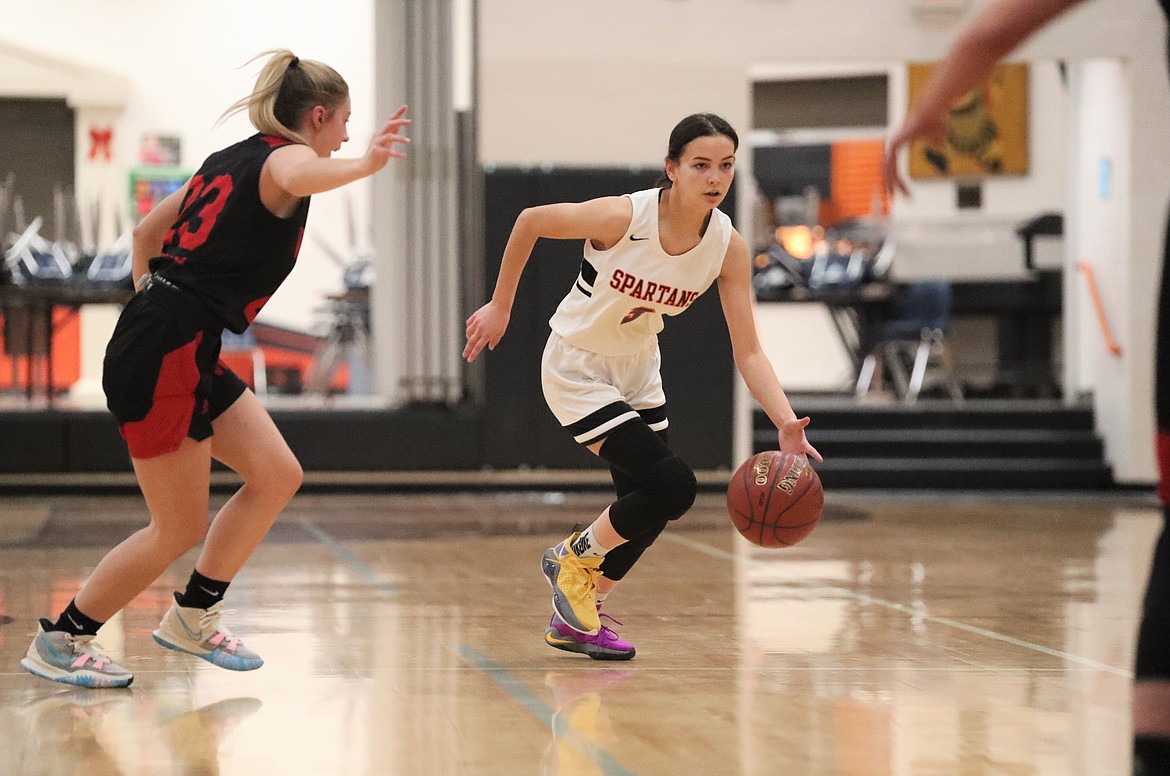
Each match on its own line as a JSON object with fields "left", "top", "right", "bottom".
{"left": 463, "top": 300, "right": 510, "bottom": 362}
{"left": 883, "top": 114, "right": 946, "bottom": 199}
{"left": 365, "top": 105, "right": 412, "bottom": 173}
{"left": 777, "top": 416, "right": 823, "bottom": 463}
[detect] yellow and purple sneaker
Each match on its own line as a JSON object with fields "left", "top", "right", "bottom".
{"left": 541, "top": 533, "right": 602, "bottom": 635}
{"left": 544, "top": 609, "right": 635, "bottom": 661}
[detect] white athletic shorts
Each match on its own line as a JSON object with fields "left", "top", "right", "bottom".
{"left": 541, "top": 331, "right": 669, "bottom": 445}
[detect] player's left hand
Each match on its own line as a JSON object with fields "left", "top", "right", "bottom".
{"left": 777, "top": 416, "right": 822, "bottom": 463}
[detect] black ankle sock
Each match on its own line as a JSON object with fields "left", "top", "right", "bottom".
{"left": 176, "top": 570, "right": 230, "bottom": 610}
{"left": 48, "top": 600, "right": 103, "bottom": 637}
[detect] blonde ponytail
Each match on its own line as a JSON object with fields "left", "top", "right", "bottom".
{"left": 219, "top": 49, "right": 349, "bottom": 145}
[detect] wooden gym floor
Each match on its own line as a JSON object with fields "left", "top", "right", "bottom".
{"left": 0, "top": 489, "right": 1158, "bottom": 775}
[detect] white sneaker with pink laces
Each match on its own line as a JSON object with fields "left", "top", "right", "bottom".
{"left": 152, "top": 595, "right": 263, "bottom": 671}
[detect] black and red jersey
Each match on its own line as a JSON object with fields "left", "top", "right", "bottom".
{"left": 150, "top": 133, "right": 310, "bottom": 334}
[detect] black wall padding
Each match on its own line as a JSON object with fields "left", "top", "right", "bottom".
{"left": 480, "top": 167, "right": 735, "bottom": 471}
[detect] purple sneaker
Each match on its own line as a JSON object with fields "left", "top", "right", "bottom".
{"left": 544, "top": 609, "right": 635, "bottom": 661}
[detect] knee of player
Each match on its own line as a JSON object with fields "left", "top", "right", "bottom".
{"left": 248, "top": 452, "right": 303, "bottom": 502}
{"left": 272, "top": 456, "right": 304, "bottom": 502}
{"left": 151, "top": 519, "right": 207, "bottom": 557}
{"left": 649, "top": 456, "right": 697, "bottom": 520}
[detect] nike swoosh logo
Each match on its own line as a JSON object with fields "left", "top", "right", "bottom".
{"left": 198, "top": 586, "right": 221, "bottom": 597}
{"left": 629, "top": 235, "right": 650, "bottom": 241}
{"left": 67, "top": 614, "right": 83, "bottom": 630}
{"left": 178, "top": 611, "right": 203, "bottom": 641}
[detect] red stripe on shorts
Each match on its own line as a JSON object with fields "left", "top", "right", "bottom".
{"left": 120, "top": 333, "right": 204, "bottom": 459}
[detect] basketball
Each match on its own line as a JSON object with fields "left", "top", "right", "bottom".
{"left": 727, "top": 451, "right": 824, "bottom": 548}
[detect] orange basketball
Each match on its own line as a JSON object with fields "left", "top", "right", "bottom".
{"left": 727, "top": 451, "right": 824, "bottom": 548}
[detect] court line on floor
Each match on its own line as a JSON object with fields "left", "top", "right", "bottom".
{"left": 458, "top": 645, "right": 637, "bottom": 776}
{"left": 298, "top": 519, "right": 397, "bottom": 595}
{"left": 662, "top": 532, "right": 1133, "bottom": 678}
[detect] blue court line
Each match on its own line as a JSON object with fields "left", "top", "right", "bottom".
{"left": 457, "top": 645, "right": 637, "bottom": 776}
{"left": 298, "top": 519, "right": 396, "bottom": 595}
{"left": 663, "top": 532, "right": 1133, "bottom": 678}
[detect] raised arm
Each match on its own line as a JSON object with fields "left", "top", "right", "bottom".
{"left": 463, "top": 195, "right": 631, "bottom": 362}
{"left": 265, "top": 106, "right": 411, "bottom": 198}
{"left": 717, "top": 229, "right": 822, "bottom": 461}
{"left": 884, "top": 0, "right": 1086, "bottom": 195}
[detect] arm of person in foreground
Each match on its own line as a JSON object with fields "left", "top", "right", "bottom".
{"left": 884, "top": 0, "right": 1087, "bottom": 195}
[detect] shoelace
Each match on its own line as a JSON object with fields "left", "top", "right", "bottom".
{"left": 70, "top": 635, "right": 114, "bottom": 670}
{"left": 597, "top": 611, "right": 623, "bottom": 638}
{"left": 197, "top": 603, "right": 242, "bottom": 652}
{"left": 555, "top": 547, "right": 602, "bottom": 586}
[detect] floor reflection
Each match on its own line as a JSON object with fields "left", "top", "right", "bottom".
{"left": 0, "top": 493, "right": 1159, "bottom": 775}
{"left": 541, "top": 670, "right": 636, "bottom": 776}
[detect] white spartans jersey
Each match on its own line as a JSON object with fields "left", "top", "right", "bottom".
{"left": 548, "top": 188, "right": 732, "bottom": 356}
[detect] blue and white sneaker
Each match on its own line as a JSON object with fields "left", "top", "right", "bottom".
{"left": 20, "top": 620, "right": 134, "bottom": 688}
{"left": 152, "top": 595, "right": 263, "bottom": 671}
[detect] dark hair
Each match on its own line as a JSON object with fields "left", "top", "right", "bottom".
{"left": 220, "top": 49, "right": 349, "bottom": 145}
{"left": 657, "top": 113, "right": 739, "bottom": 189}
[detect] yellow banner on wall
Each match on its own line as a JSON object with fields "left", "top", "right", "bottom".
{"left": 907, "top": 62, "right": 1029, "bottom": 179}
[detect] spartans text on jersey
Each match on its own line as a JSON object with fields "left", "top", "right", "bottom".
{"left": 609, "top": 269, "right": 700, "bottom": 309}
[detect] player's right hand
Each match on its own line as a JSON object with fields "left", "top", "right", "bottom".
{"left": 365, "top": 105, "right": 412, "bottom": 173}
{"left": 464, "top": 300, "right": 510, "bottom": 362}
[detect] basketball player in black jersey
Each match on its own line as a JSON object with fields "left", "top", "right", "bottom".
{"left": 882, "top": 1, "right": 1169, "bottom": 771}
{"left": 20, "top": 49, "right": 410, "bottom": 688}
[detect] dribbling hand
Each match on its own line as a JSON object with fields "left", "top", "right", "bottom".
{"left": 365, "top": 105, "right": 412, "bottom": 173}
{"left": 463, "top": 300, "right": 510, "bottom": 362}
{"left": 777, "top": 416, "right": 823, "bottom": 463}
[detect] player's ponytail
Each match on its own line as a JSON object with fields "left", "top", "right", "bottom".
{"left": 219, "top": 49, "right": 349, "bottom": 145}
{"left": 657, "top": 113, "right": 740, "bottom": 188}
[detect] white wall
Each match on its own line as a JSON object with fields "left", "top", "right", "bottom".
{"left": 1, "top": 0, "right": 375, "bottom": 332}
{"left": 5, "top": 0, "right": 1169, "bottom": 482}
{"left": 479, "top": 0, "right": 1155, "bottom": 164}
{"left": 889, "top": 62, "right": 1070, "bottom": 280}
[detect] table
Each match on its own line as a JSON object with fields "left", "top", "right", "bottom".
{"left": 0, "top": 283, "right": 132, "bottom": 403}
{"left": 758, "top": 271, "right": 1063, "bottom": 397}
{"left": 757, "top": 282, "right": 894, "bottom": 375}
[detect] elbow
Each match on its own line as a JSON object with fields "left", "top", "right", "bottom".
{"left": 132, "top": 222, "right": 164, "bottom": 256}
{"left": 131, "top": 221, "right": 153, "bottom": 244}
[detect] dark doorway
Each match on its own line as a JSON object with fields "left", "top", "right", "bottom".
{"left": 0, "top": 98, "right": 75, "bottom": 237}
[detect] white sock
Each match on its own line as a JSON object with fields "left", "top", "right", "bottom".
{"left": 570, "top": 525, "right": 609, "bottom": 558}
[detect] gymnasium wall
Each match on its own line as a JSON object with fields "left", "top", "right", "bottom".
{"left": 0, "top": 0, "right": 376, "bottom": 333}
{"left": 4, "top": 1, "right": 1170, "bottom": 482}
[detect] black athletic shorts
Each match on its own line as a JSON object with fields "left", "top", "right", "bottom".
{"left": 102, "top": 278, "right": 247, "bottom": 459}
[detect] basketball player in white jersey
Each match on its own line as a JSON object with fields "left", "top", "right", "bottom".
{"left": 464, "top": 114, "right": 821, "bottom": 660}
